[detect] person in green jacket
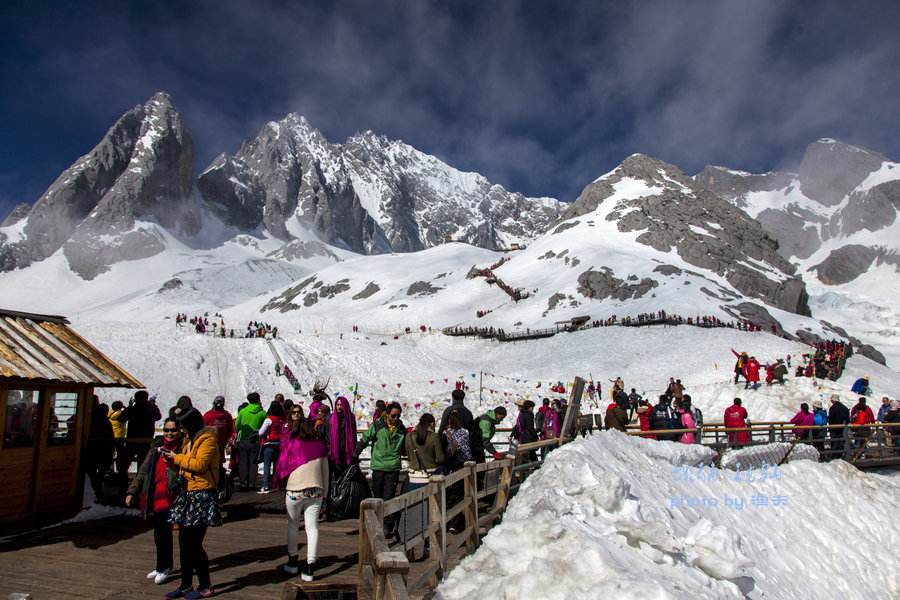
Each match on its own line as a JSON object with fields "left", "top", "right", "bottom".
{"left": 471, "top": 407, "right": 508, "bottom": 463}
{"left": 234, "top": 392, "right": 267, "bottom": 490}
{"left": 354, "top": 401, "right": 406, "bottom": 536}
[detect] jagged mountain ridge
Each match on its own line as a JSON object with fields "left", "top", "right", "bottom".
{"left": 198, "top": 113, "right": 562, "bottom": 254}
{"left": 694, "top": 139, "right": 900, "bottom": 367}
{"left": 0, "top": 92, "right": 562, "bottom": 278}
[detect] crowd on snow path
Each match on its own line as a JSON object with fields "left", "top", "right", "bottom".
{"left": 80, "top": 385, "right": 516, "bottom": 592}
{"left": 174, "top": 313, "right": 279, "bottom": 339}
{"left": 445, "top": 310, "right": 772, "bottom": 342}
{"left": 74, "top": 350, "right": 900, "bottom": 595}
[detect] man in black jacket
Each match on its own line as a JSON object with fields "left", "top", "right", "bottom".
{"left": 828, "top": 394, "right": 850, "bottom": 458}
{"left": 117, "top": 390, "right": 161, "bottom": 477}
{"left": 439, "top": 389, "right": 474, "bottom": 436}
{"left": 649, "top": 395, "right": 678, "bottom": 441}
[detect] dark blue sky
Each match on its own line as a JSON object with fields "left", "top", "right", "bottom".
{"left": 2, "top": 0, "right": 900, "bottom": 218}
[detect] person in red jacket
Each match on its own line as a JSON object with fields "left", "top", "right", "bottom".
{"left": 743, "top": 356, "right": 761, "bottom": 390}
{"left": 203, "top": 396, "right": 235, "bottom": 453}
{"left": 723, "top": 398, "right": 751, "bottom": 446}
{"left": 636, "top": 401, "right": 654, "bottom": 439}
{"left": 850, "top": 397, "right": 876, "bottom": 449}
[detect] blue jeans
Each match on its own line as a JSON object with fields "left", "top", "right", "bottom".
{"left": 261, "top": 444, "right": 279, "bottom": 489}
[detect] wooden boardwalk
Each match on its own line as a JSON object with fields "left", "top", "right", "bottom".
{"left": 0, "top": 487, "right": 466, "bottom": 600}
{"left": 0, "top": 491, "right": 356, "bottom": 599}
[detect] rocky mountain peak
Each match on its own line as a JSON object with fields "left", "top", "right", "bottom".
{"left": 562, "top": 155, "right": 810, "bottom": 317}
{"left": 1, "top": 203, "right": 30, "bottom": 227}
{"left": 799, "top": 138, "right": 887, "bottom": 206}
{"left": 0, "top": 91, "right": 195, "bottom": 275}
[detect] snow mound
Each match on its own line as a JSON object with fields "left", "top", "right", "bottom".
{"left": 720, "top": 442, "right": 819, "bottom": 470}
{"left": 436, "top": 432, "right": 900, "bottom": 600}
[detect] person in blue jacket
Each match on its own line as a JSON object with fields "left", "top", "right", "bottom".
{"left": 850, "top": 376, "right": 870, "bottom": 396}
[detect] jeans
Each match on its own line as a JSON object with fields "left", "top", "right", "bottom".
{"left": 237, "top": 440, "right": 259, "bottom": 488}
{"left": 179, "top": 525, "right": 210, "bottom": 590}
{"left": 261, "top": 444, "right": 279, "bottom": 489}
{"left": 371, "top": 470, "right": 401, "bottom": 535}
{"left": 153, "top": 510, "right": 173, "bottom": 572}
{"left": 285, "top": 492, "right": 323, "bottom": 563}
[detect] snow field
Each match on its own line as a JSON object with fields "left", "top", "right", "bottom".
{"left": 76, "top": 319, "right": 900, "bottom": 428}
{"left": 436, "top": 433, "right": 900, "bottom": 600}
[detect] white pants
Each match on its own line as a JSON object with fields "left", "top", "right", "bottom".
{"left": 286, "top": 492, "right": 323, "bottom": 563}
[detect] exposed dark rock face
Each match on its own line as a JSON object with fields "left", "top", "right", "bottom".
{"left": 262, "top": 276, "right": 317, "bottom": 312}
{"left": 798, "top": 139, "right": 887, "bottom": 206}
{"left": 352, "top": 282, "right": 381, "bottom": 300}
{"left": 406, "top": 281, "right": 441, "bottom": 296}
{"left": 722, "top": 302, "right": 791, "bottom": 339}
{"left": 810, "top": 245, "right": 900, "bottom": 285}
{"left": 564, "top": 154, "right": 810, "bottom": 316}
{"left": 1, "top": 203, "right": 30, "bottom": 227}
{"left": 577, "top": 268, "right": 658, "bottom": 301}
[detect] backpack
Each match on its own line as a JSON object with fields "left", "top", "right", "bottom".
{"left": 692, "top": 408, "right": 704, "bottom": 427}
{"left": 534, "top": 410, "right": 546, "bottom": 434}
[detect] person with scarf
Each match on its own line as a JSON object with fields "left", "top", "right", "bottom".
{"left": 161, "top": 409, "right": 221, "bottom": 599}
{"left": 278, "top": 418, "right": 328, "bottom": 582}
{"left": 126, "top": 418, "right": 182, "bottom": 585}
{"left": 328, "top": 396, "right": 357, "bottom": 473}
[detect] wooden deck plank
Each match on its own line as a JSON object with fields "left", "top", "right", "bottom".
{"left": 0, "top": 508, "right": 364, "bottom": 600}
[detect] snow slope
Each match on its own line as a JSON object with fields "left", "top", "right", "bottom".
{"left": 74, "top": 319, "right": 900, "bottom": 427}
{"left": 436, "top": 433, "right": 900, "bottom": 600}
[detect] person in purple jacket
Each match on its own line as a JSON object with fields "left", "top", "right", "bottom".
{"left": 790, "top": 403, "right": 815, "bottom": 441}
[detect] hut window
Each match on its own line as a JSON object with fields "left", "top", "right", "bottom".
{"left": 47, "top": 391, "right": 79, "bottom": 446}
{"left": 3, "top": 389, "right": 39, "bottom": 448}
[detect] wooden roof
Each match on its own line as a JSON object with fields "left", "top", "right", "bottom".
{"left": 0, "top": 309, "right": 143, "bottom": 388}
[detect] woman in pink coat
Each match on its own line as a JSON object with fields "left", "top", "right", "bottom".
{"left": 679, "top": 406, "right": 696, "bottom": 444}
{"left": 789, "top": 403, "right": 815, "bottom": 440}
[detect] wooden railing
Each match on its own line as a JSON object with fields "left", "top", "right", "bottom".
{"left": 622, "top": 422, "right": 899, "bottom": 467}
{"left": 356, "top": 458, "right": 514, "bottom": 600}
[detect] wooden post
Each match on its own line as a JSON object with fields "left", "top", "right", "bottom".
{"left": 463, "top": 461, "right": 479, "bottom": 551}
{"left": 494, "top": 460, "right": 512, "bottom": 515}
{"left": 768, "top": 424, "right": 775, "bottom": 443}
{"left": 429, "top": 473, "right": 448, "bottom": 574}
{"left": 560, "top": 376, "right": 585, "bottom": 442}
{"left": 478, "top": 371, "right": 484, "bottom": 403}
{"left": 843, "top": 426, "right": 852, "bottom": 460}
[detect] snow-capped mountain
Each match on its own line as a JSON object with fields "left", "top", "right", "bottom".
{"left": 695, "top": 139, "right": 900, "bottom": 367}
{"left": 198, "top": 113, "right": 562, "bottom": 253}
{"left": 0, "top": 92, "right": 561, "bottom": 283}
{"left": 258, "top": 154, "right": 825, "bottom": 350}
{"left": 2, "top": 92, "right": 898, "bottom": 369}
{"left": 0, "top": 92, "right": 199, "bottom": 278}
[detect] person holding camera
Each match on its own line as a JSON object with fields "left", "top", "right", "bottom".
{"left": 160, "top": 408, "right": 222, "bottom": 599}
{"left": 125, "top": 417, "right": 183, "bottom": 585}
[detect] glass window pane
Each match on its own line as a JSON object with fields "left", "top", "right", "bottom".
{"left": 47, "top": 391, "right": 79, "bottom": 446}
{"left": 4, "top": 389, "right": 39, "bottom": 448}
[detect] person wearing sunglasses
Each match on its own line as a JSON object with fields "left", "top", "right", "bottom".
{"left": 354, "top": 402, "right": 406, "bottom": 537}
{"left": 125, "top": 418, "right": 183, "bottom": 586}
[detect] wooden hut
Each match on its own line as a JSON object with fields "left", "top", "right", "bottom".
{"left": 0, "top": 309, "right": 142, "bottom": 526}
